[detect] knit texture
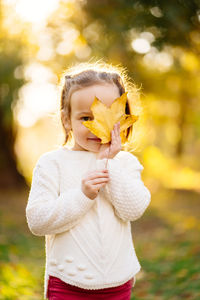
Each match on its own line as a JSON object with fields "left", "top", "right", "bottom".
{"left": 26, "top": 147, "right": 151, "bottom": 299}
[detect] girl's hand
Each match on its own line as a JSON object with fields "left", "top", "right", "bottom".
{"left": 81, "top": 169, "right": 110, "bottom": 200}
{"left": 97, "top": 122, "right": 121, "bottom": 160}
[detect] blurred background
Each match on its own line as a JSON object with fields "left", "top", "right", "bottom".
{"left": 0, "top": 0, "right": 200, "bottom": 299}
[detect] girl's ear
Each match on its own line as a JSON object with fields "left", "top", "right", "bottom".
{"left": 61, "top": 110, "right": 72, "bottom": 131}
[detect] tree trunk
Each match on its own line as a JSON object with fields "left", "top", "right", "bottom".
{"left": 0, "top": 108, "right": 27, "bottom": 189}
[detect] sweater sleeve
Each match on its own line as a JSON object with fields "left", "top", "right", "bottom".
{"left": 26, "top": 155, "right": 95, "bottom": 236}
{"left": 96, "top": 151, "right": 151, "bottom": 222}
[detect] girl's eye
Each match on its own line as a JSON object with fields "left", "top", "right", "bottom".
{"left": 81, "top": 116, "right": 91, "bottom": 121}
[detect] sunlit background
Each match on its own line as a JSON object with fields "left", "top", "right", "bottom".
{"left": 0, "top": 0, "right": 200, "bottom": 299}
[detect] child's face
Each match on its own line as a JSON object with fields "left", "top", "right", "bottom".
{"left": 69, "top": 83, "right": 120, "bottom": 152}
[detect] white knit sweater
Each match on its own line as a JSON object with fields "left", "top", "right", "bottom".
{"left": 26, "top": 146, "right": 151, "bottom": 299}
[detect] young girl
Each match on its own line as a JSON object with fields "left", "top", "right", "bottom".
{"left": 26, "top": 61, "right": 151, "bottom": 300}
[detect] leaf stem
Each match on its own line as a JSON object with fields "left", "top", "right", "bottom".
{"left": 105, "top": 143, "right": 111, "bottom": 169}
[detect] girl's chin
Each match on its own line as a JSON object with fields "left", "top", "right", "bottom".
{"left": 85, "top": 143, "right": 101, "bottom": 152}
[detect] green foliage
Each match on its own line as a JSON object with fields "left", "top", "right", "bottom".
{"left": 0, "top": 189, "right": 44, "bottom": 300}
{"left": 0, "top": 263, "right": 38, "bottom": 300}
{"left": 85, "top": 0, "right": 200, "bottom": 50}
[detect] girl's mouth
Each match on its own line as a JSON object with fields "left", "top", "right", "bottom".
{"left": 87, "top": 138, "right": 101, "bottom": 142}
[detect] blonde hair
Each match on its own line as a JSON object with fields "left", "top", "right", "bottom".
{"left": 58, "top": 59, "right": 142, "bottom": 152}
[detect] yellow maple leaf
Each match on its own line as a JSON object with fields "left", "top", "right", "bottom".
{"left": 82, "top": 92, "right": 139, "bottom": 144}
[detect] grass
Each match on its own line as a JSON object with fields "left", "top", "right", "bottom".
{"left": 0, "top": 186, "right": 199, "bottom": 299}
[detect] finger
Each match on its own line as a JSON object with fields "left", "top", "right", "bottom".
{"left": 86, "top": 172, "right": 109, "bottom": 181}
{"left": 111, "top": 127, "right": 121, "bottom": 149}
{"left": 95, "top": 182, "right": 108, "bottom": 190}
{"left": 115, "top": 123, "right": 121, "bottom": 139}
{"left": 117, "top": 122, "right": 120, "bottom": 132}
{"left": 113, "top": 129, "right": 119, "bottom": 145}
{"left": 111, "top": 129, "right": 117, "bottom": 144}
{"left": 115, "top": 122, "right": 120, "bottom": 135}
{"left": 114, "top": 123, "right": 119, "bottom": 137}
{"left": 87, "top": 175, "right": 109, "bottom": 182}
{"left": 89, "top": 177, "right": 110, "bottom": 185}
{"left": 86, "top": 169, "right": 108, "bottom": 177}
{"left": 116, "top": 129, "right": 121, "bottom": 142}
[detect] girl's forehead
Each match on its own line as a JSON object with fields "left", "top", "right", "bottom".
{"left": 70, "top": 83, "right": 120, "bottom": 113}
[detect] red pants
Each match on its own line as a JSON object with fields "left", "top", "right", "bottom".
{"left": 47, "top": 275, "right": 134, "bottom": 300}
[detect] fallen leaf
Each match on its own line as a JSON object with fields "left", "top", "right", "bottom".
{"left": 82, "top": 92, "right": 139, "bottom": 143}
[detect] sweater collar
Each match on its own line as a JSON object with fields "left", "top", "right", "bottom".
{"left": 60, "top": 146, "right": 98, "bottom": 157}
